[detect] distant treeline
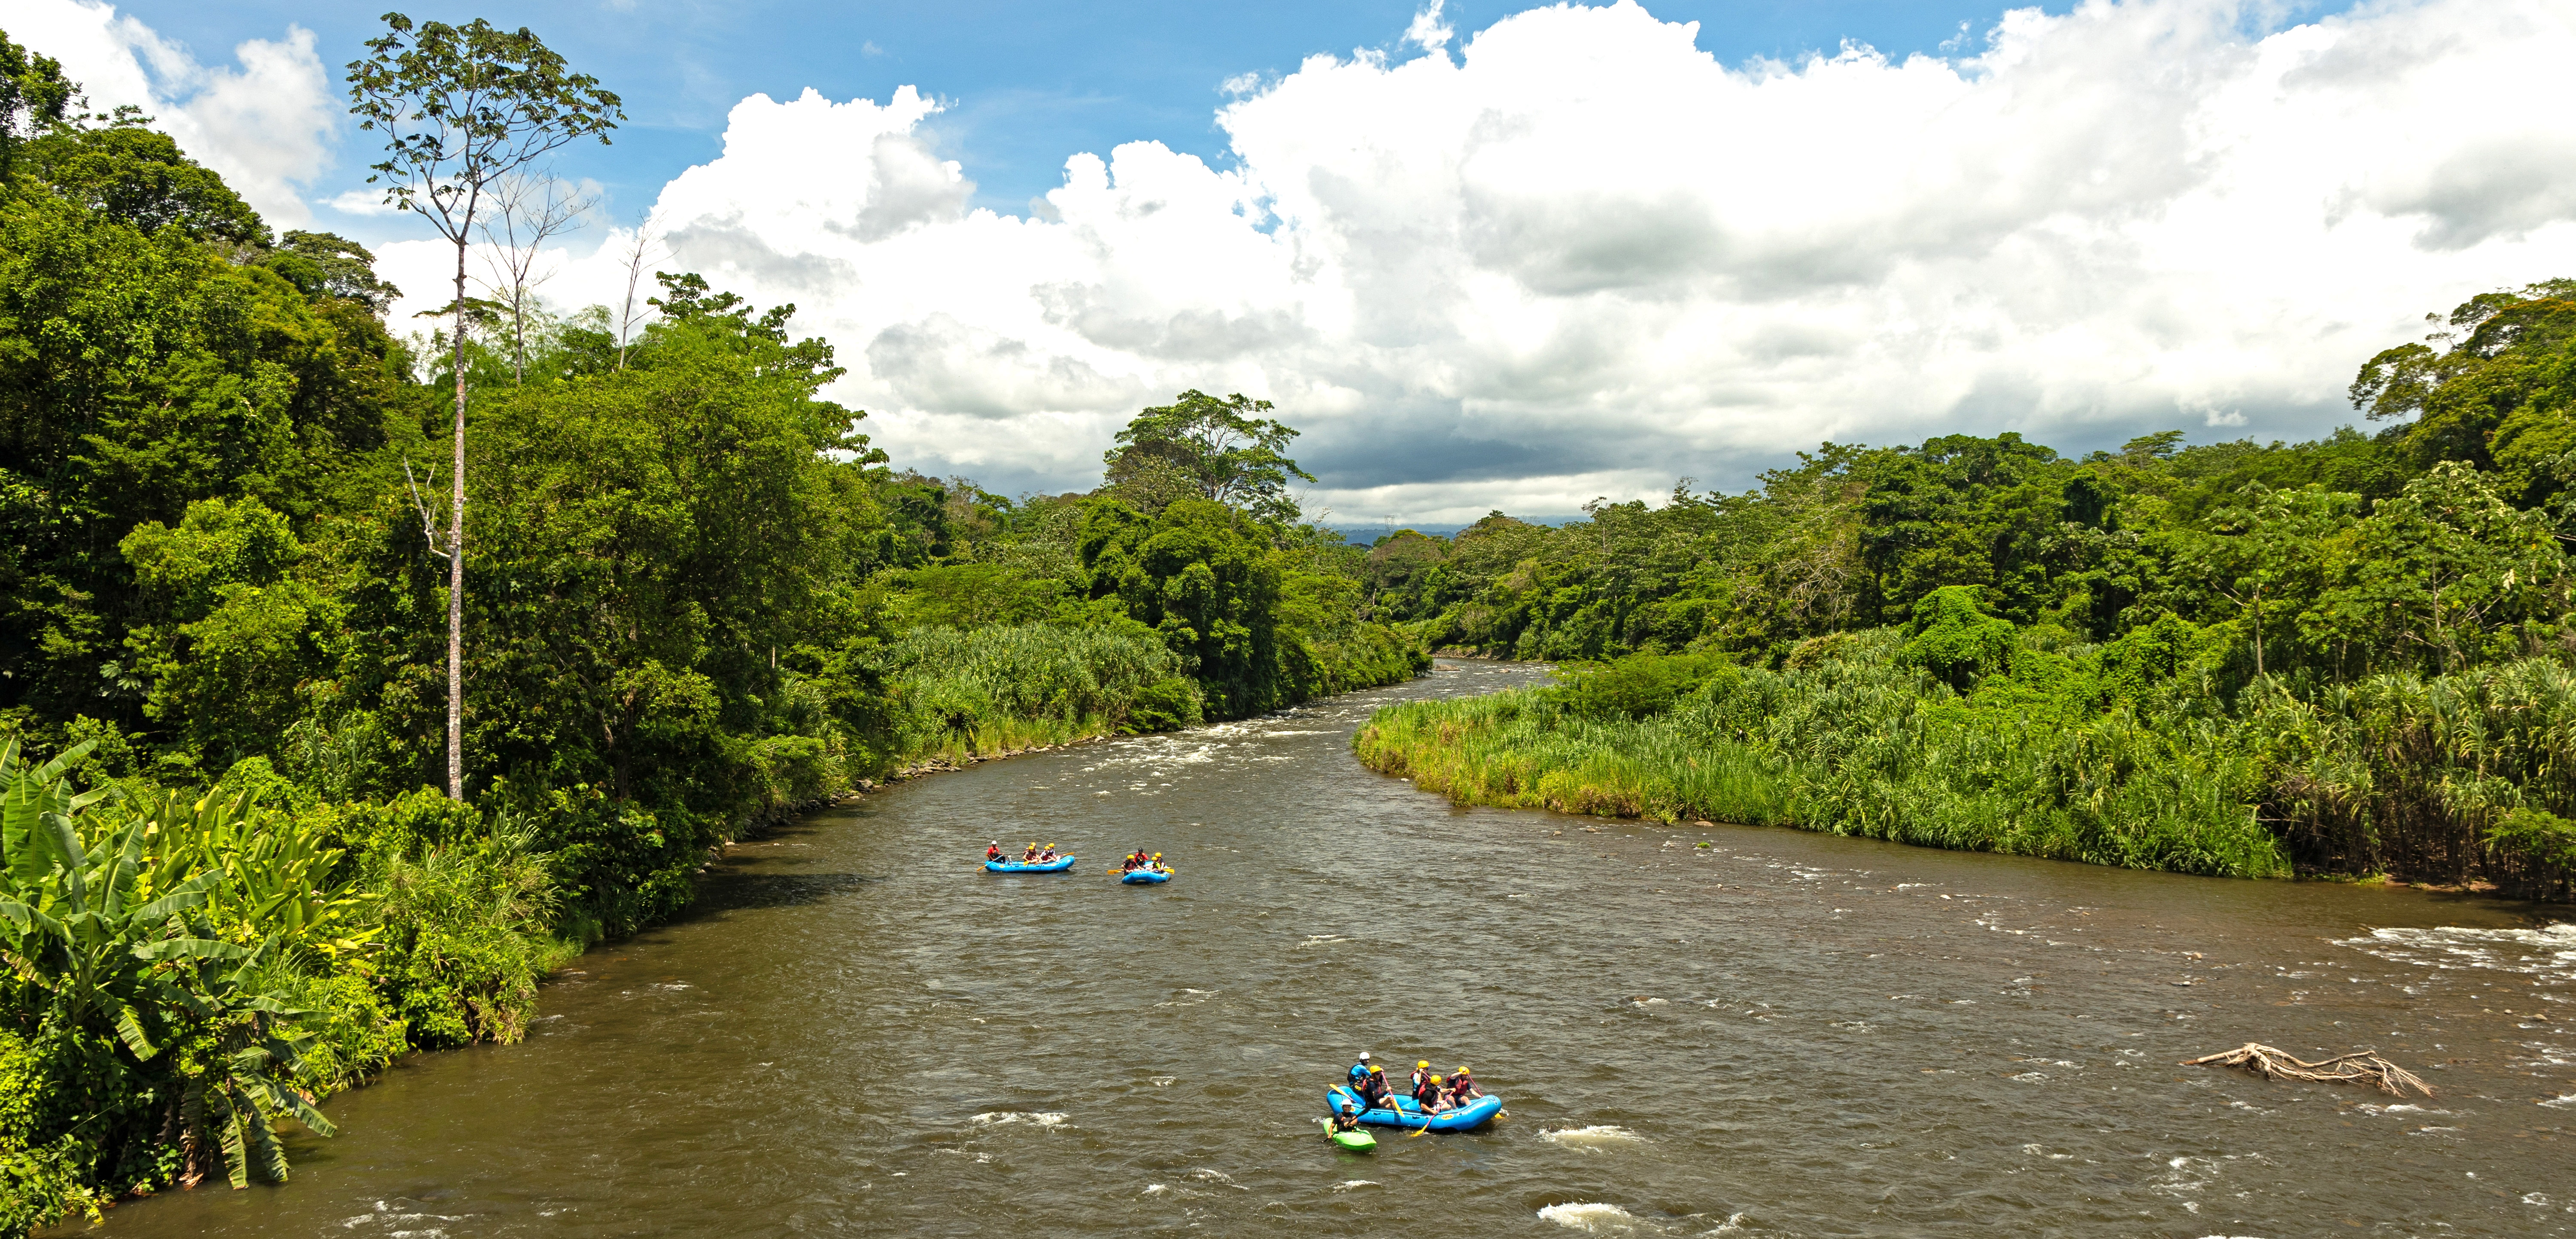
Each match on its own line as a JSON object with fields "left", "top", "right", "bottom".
{"left": 1357, "top": 279, "right": 2576, "bottom": 903}
{"left": 0, "top": 32, "right": 1416, "bottom": 1227}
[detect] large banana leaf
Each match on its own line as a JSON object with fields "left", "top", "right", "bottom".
{"left": 4, "top": 741, "right": 347, "bottom": 1188}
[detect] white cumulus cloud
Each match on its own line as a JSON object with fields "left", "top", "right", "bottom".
{"left": 365, "top": 0, "right": 2576, "bottom": 520}
{"left": 7, "top": 0, "right": 336, "bottom": 230}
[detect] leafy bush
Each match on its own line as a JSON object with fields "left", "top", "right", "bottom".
{"left": 1547, "top": 651, "right": 1734, "bottom": 720}
{"left": 1894, "top": 586, "right": 2015, "bottom": 690}
{"left": 874, "top": 622, "right": 1202, "bottom": 760}
{"left": 371, "top": 824, "right": 559, "bottom": 1048}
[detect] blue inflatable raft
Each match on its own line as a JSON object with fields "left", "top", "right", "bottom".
{"left": 1325, "top": 1086, "right": 1502, "bottom": 1132}
{"left": 1120, "top": 867, "right": 1172, "bottom": 884}
{"left": 984, "top": 855, "right": 1077, "bottom": 873}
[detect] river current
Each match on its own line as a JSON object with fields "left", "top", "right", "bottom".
{"left": 79, "top": 660, "right": 2575, "bottom": 1237}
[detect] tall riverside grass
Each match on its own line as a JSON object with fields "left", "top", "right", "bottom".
{"left": 1357, "top": 635, "right": 2294, "bottom": 879}
{"left": 1375, "top": 638, "right": 2576, "bottom": 892}
{"left": 1355, "top": 690, "right": 1789, "bottom": 824}
{"left": 874, "top": 624, "right": 1203, "bottom": 765}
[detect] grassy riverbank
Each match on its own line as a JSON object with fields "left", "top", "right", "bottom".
{"left": 1360, "top": 620, "right": 2576, "bottom": 894}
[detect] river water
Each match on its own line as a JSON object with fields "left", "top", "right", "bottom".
{"left": 79, "top": 660, "right": 2576, "bottom": 1238}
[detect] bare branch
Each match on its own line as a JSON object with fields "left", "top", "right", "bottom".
{"left": 474, "top": 168, "right": 594, "bottom": 383}
{"left": 614, "top": 208, "right": 665, "bottom": 371}
{"left": 400, "top": 458, "right": 450, "bottom": 559}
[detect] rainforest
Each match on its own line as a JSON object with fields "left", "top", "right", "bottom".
{"left": 4, "top": 7, "right": 2575, "bottom": 1234}
{"left": 0, "top": 30, "right": 1416, "bottom": 1227}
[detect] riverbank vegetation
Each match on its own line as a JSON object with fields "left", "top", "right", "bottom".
{"left": 1357, "top": 281, "right": 2576, "bottom": 902}
{"left": 0, "top": 24, "right": 1417, "bottom": 1226}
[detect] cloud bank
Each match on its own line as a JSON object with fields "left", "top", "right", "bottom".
{"left": 11, "top": 0, "right": 336, "bottom": 229}
{"left": 50, "top": 0, "right": 2576, "bottom": 521}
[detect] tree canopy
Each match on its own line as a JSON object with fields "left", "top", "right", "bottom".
{"left": 1103, "top": 389, "right": 1314, "bottom": 525}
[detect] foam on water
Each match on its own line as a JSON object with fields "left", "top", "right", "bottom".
{"left": 1540, "top": 1125, "right": 1648, "bottom": 1150}
{"left": 2334, "top": 923, "right": 2576, "bottom": 984}
{"left": 1539, "top": 1202, "right": 1643, "bottom": 1232}
{"left": 969, "top": 1111, "right": 1069, "bottom": 1128}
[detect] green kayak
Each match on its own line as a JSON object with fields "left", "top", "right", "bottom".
{"left": 1321, "top": 1117, "right": 1377, "bottom": 1151}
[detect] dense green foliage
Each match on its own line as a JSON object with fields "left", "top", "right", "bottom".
{"left": 1361, "top": 280, "right": 2576, "bottom": 900}
{"left": 0, "top": 28, "right": 1418, "bottom": 1226}
{"left": 1100, "top": 389, "right": 1312, "bottom": 525}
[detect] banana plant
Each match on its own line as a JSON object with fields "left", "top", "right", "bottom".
{"left": 2, "top": 738, "right": 116, "bottom": 901}
{"left": 130, "top": 785, "right": 382, "bottom": 959}
{"left": 0, "top": 739, "right": 337, "bottom": 1188}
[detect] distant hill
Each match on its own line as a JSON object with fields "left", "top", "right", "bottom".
{"left": 1328, "top": 517, "right": 1585, "bottom": 546}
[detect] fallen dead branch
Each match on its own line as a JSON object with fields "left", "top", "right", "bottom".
{"left": 2181, "top": 1042, "right": 2432, "bottom": 1097}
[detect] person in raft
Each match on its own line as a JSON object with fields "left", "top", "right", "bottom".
{"left": 986, "top": 842, "right": 1003, "bottom": 863}
{"left": 1150, "top": 851, "right": 1166, "bottom": 871}
{"left": 1443, "top": 1061, "right": 1484, "bottom": 1102}
{"left": 1124, "top": 850, "right": 1149, "bottom": 871}
{"left": 1020, "top": 842, "right": 1040, "bottom": 862}
{"left": 1356, "top": 1064, "right": 1394, "bottom": 1110}
{"left": 1345, "top": 1051, "right": 1374, "bottom": 1086}
{"left": 1411, "top": 1060, "right": 1431, "bottom": 1094}
{"left": 1413, "top": 1072, "right": 1450, "bottom": 1113}
{"left": 1038, "top": 843, "right": 1060, "bottom": 862}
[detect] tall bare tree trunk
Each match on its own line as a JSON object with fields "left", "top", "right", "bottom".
{"left": 447, "top": 243, "right": 468, "bottom": 800}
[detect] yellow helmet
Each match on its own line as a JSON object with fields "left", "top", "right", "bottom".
{"left": 1417, "top": 1061, "right": 1429, "bottom": 1069}
{"left": 1456, "top": 1066, "right": 1470, "bottom": 1073}
{"left": 1367, "top": 1065, "right": 1383, "bottom": 1074}
{"left": 1431, "top": 1075, "right": 1444, "bottom": 1083}
{"left": 1153, "top": 852, "right": 1162, "bottom": 857}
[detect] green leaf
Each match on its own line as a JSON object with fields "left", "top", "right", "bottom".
{"left": 245, "top": 1108, "right": 292, "bottom": 1182}
{"left": 130, "top": 936, "right": 251, "bottom": 963}
{"left": 130, "top": 869, "right": 223, "bottom": 921}
{"left": 219, "top": 1105, "right": 249, "bottom": 1189}
{"left": 3, "top": 774, "right": 52, "bottom": 891}
{"left": 245, "top": 1076, "right": 338, "bottom": 1139}
{"left": 112, "top": 1002, "right": 160, "bottom": 1058}
{"left": 37, "top": 811, "right": 86, "bottom": 907}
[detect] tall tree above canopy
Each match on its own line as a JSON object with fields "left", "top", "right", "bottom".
{"left": 346, "top": 12, "right": 621, "bottom": 800}
{"left": 1104, "top": 390, "right": 1313, "bottom": 526}
{"left": 262, "top": 230, "right": 403, "bottom": 311}
{"left": 2351, "top": 279, "right": 2576, "bottom": 499}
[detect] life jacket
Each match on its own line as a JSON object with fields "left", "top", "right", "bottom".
{"left": 1346, "top": 1063, "right": 1371, "bottom": 1086}
{"left": 986, "top": 846, "right": 1001, "bottom": 860}
{"left": 1413, "top": 1079, "right": 1440, "bottom": 1107}
{"left": 1358, "top": 1074, "right": 1389, "bottom": 1105}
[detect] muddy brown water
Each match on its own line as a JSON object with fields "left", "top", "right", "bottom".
{"left": 75, "top": 660, "right": 2576, "bottom": 1237}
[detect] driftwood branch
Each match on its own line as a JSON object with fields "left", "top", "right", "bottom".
{"left": 2182, "top": 1042, "right": 2431, "bottom": 1097}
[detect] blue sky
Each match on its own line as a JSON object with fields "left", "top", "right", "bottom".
{"left": 34, "top": 0, "right": 2553, "bottom": 521}
{"left": 109, "top": 0, "right": 2342, "bottom": 237}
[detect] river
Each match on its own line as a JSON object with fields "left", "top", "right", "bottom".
{"left": 78, "top": 660, "right": 2575, "bottom": 1237}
